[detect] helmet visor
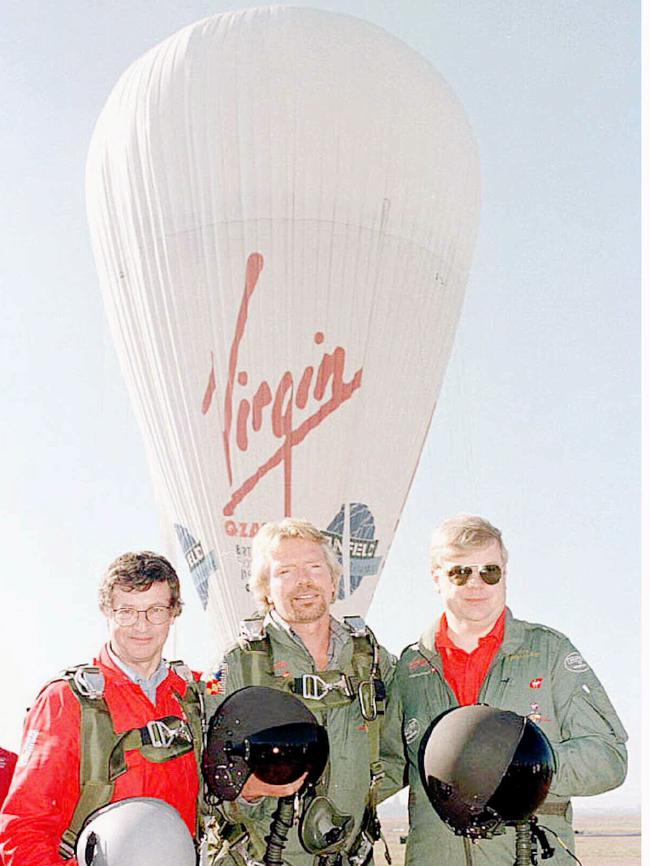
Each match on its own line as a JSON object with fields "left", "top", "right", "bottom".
{"left": 228, "top": 722, "right": 329, "bottom": 786}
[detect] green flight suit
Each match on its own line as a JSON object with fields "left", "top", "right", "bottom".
{"left": 205, "top": 614, "right": 396, "bottom": 866}
{"left": 379, "top": 608, "right": 628, "bottom": 866}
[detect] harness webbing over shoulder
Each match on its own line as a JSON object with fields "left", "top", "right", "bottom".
{"left": 236, "top": 616, "right": 386, "bottom": 792}
{"left": 222, "top": 615, "right": 389, "bottom": 863}
{"left": 55, "top": 662, "right": 204, "bottom": 859}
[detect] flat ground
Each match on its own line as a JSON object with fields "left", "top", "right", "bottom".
{"left": 374, "top": 812, "right": 641, "bottom": 866}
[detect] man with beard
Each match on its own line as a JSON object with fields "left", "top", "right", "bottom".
{"left": 203, "top": 518, "right": 396, "bottom": 866}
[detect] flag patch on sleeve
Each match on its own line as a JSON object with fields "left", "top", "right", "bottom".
{"left": 204, "top": 664, "right": 228, "bottom": 695}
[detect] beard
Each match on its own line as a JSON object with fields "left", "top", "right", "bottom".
{"left": 286, "top": 591, "right": 330, "bottom": 623}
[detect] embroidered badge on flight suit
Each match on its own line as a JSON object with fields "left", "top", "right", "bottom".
{"left": 204, "top": 664, "right": 228, "bottom": 695}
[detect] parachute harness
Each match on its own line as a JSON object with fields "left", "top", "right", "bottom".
{"left": 54, "top": 661, "right": 205, "bottom": 859}
{"left": 212, "top": 616, "right": 389, "bottom": 865}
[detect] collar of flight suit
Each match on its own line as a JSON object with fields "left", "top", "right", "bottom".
{"left": 417, "top": 607, "right": 525, "bottom": 662}
{"left": 263, "top": 611, "right": 356, "bottom": 672}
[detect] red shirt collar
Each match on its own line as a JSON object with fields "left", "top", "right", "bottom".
{"left": 436, "top": 608, "right": 506, "bottom": 653}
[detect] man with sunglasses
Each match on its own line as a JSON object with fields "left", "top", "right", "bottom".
{"left": 380, "top": 513, "right": 627, "bottom": 865}
{"left": 0, "top": 551, "right": 204, "bottom": 866}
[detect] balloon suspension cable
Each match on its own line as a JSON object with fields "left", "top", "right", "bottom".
{"left": 264, "top": 795, "right": 296, "bottom": 866}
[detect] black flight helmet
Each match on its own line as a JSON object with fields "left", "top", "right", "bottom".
{"left": 419, "top": 705, "right": 555, "bottom": 838}
{"left": 203, "top": 686, "right": 329, "bottom": 800}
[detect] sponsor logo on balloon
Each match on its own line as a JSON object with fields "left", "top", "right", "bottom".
{"left": 201, "top": 253, "right": 363, "bottom": 517}
{"left": 174, "top": 525, "right": 219, "bottom": 609}
{"left": 323, "top": 503, "right": 383, "bottom": 597}
{"left": 224, "top": 520, "right": 263, "bottom": 538}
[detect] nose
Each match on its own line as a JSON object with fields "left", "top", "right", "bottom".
{"left": 465, "top": 568, "right": 484, "bottom": 588}
{"left": 133, "top": 611, "right": 150, "bottom": 631}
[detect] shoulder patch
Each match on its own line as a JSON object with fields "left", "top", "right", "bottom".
{"left": 404, "top": 718, "right": 422, "bottom": 744}
{"left": 16, "top": 729, "right": 39, "bottom": 768}
{"left": 203, "top": 663, "right": 228, "bottom": 695}
{"left": 564, "top": 652, "right": 589, "bottom": 673}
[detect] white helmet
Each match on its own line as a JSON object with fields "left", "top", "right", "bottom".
{"left": 76, "top": 797, "right": 196, "bottom": 866}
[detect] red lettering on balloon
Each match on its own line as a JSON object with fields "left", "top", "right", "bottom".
{"left": 201, "top": 353, "right": 217, "bottom": 415}
{"left": 201, "top": 252, "right": 363, "bottom": 516}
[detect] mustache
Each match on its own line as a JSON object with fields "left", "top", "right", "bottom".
{"left": 290, "top": 585, "right": 326, "bottom": 599}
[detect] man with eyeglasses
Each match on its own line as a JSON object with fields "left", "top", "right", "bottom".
{"left": 0, "top": 551, "right": 204, "bottom": 866}
{"left": 380, "top": 513, "right": 627, "bottom": 865}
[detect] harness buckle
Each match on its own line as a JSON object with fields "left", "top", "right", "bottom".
{"left": 72, "top": 667, "right": 105, "bottom": 700}
{"left": 358, "top": 680, "right": 378, "bottom": 721}
{"left": 296, "top": 674, "right": 355, "bottom": 701}
{"left": 146, "top": 719, "right": 191, "bottom": 748}
{"left": 298, "top": 674, "right": 332, "bottom": 700}
{"left": 336, "top": 674, "right": 356, "bottom": 698}
{"left": 240, "top": 617, "right": 267, "bottom": 643}
{"left": 347, "top": 832, "right": 373, "bottom": 866}
{"left": 343, "top": 616, "right": 368, "bottom": 638}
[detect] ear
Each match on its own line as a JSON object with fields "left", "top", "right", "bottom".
{"left": 432, "top": 569, "right": 441, "bottom": 593}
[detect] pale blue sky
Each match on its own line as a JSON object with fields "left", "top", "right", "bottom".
{"left": 0, "top": 0, "right": 640, "bottom": 814}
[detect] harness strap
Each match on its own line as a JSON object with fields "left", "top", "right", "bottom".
{"left": 169, "top": 660, "right": 207, "bottom": 839}
{"left": 234, "top": 619, "right": 387, "bottom": 839}
{"left": 348, "top": 629, "right": 385, "bottom": 811}
{"left": 238, "top": 633, "right": 276, "bottom": 685}
{"left": 61, "top": 668, "right": 118, "bottom": 858}
{"left": 57, "top": 662, "right": 204, "bottom": 859}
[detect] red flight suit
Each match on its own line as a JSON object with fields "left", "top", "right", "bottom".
{"left": 0, "top": 646, "right": 200, "bottom": 866}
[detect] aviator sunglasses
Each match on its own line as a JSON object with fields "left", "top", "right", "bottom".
{"left": 445, "top": 563, "right": 503, "bottom": 586}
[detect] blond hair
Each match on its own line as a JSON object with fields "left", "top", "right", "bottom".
{"left": 250, "top": 518, "right": 342, "bottom": 613}
{"left": 429, "top": 514, "right": 508, "bottom": 573}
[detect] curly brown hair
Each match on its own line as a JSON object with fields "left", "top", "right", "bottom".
{"left": 98, "top": 551, "right": 183, "bottom": 616}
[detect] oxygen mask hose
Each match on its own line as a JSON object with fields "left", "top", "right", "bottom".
{"left": 514, "top": 821, "right": 533, "bottom": 866}
{"left": 264, "top": 795, "right": 296, "bottom": 866}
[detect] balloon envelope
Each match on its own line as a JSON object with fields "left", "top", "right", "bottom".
{"left": 86, "top": 6, "right": 480, "bottom": 655}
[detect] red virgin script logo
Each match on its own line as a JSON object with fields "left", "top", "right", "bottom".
{"left": 201, "top": 253, "right": 363, "bottom": 516}
{"left": 529, "top": 677, "right": 544, "bottom": 689}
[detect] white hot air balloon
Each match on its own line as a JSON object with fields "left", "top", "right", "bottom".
{"left": 86, "top": 7, "right": 480, "bottom": 657}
